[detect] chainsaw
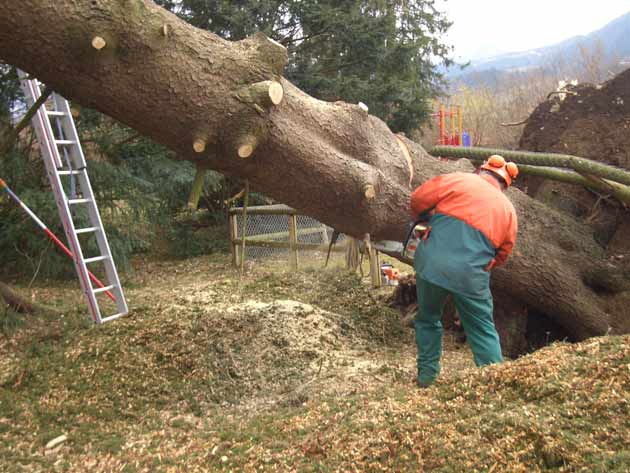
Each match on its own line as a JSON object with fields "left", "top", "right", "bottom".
{"left": 371, "top": 219, "right": 430, "bottom": 263}
{"left": 325, "top": 219, "right": 429, "bottom": 266}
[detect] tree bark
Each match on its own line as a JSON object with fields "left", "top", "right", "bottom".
{"left": 0, "top": 0, "right": 628, "bottom": 342}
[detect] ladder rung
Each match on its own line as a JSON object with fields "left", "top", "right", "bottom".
{"left": 58, "top": 170, "right": 83, "bottom": 176}
{"left": 84, "top": 255, "right": 109, "bottom": 264}
{"left": 46, "top": 111, "right": 66, "bottom": 117}
{"left": 75, "top": 226, "right": 99, "bottom": 234}
{"left": 55, "top": 139, "right": 76, "bottom": 146}
{"left": 100, "top": 313, "right": 127, "bottom": 323}
{"left": 68, "top": 198, "right": 92, "bottom": 205}
{"left": 93, "top": 285, "right": 116, "bottom": 294}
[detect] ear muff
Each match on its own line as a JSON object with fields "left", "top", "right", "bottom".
{"left": 506, "top": 162, "right": 519, "bottom": 179}
{"left": 479, "top": 155, "right": 517, "bottom": 187}
{"left": 487, "top": 155, "right": 506, "bottom": 168}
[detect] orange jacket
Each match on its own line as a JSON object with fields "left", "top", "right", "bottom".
{"left": 410, "top": 172, "right": 517, "bottom": 266}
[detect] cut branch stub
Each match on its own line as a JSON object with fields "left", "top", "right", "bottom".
{"left": 193, "top": 138, "right": 207, "bottom": 153}
{"left": 237, "top": 134, "right": 258, "bottom": 159}
{"left": 242, "top": 32, "right": 288, "bottom": 76}
{"left": 363, "top": 184, "right": 376, "bottom": 200}
{"left": 236, "top": 80, "right": 284, "bottom": 109}
{"left": 91, "top": 36, "right": 107, "bottom": 50}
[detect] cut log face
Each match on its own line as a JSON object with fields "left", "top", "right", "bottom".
{"left": 91, "top": 36, "right": 106, "bottom": 50}
{"left": 237, "top": 134, "right": 257, "bottom": 159}
{"left": 0, "top": 0, "right": 628, "bottom": 343}
{"left": 363, "top": 184, "right": 376, "bottom": 201}
{"left": 192, "top": 138, "right": 206, "bottom": 153}
{"left": 268, "top": 82, "right": 283, "bottom": 105}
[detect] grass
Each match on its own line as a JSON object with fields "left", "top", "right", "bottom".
{"left": 0, "top": 254, "right": 628, "bottom": 471}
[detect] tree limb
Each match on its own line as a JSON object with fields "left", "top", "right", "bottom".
{"left": 0, "top": 85, "right": 51, "bottom": 156}
{"left": 500, "top": 118, "right": 529, "bottom": 127}
{"left": 0, "top": 281, "right": 58, "bottom": 315}
{"left": 431, "top": 146, "right": 630, "bottom": 188}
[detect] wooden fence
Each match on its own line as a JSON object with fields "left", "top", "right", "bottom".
{"left": 228, "top": 205, "right": 382, "bottom": 286}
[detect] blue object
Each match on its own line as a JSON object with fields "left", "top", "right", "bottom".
{"left": 462, "top": 131, "right": 471, "bottom": 147}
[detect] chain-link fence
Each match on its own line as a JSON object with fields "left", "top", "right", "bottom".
{"left": 229, "top": 204, "right": 347, "bottom": 267}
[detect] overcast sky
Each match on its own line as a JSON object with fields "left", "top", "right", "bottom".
{"left": 436, "top": 0, "right": 630, "bottom": 60}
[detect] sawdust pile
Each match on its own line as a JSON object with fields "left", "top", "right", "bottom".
{"left": 137, "top": 270, "right": 410, "bottom": 409}
{"left": 233, "top": 335, "right": 630, "bottom": 472}
{"left": 2, "top": 258, "right": 628, "bottom": 471}
{"left": 203, "top": 298, "right": 379, "bottom": 407}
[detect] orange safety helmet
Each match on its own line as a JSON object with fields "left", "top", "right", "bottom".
{"left": 480, "top": 155, "right": 519, "bottom": 187}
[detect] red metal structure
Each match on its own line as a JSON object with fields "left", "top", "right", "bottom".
{"left": 432, "top": 105, "right": 463, "bottom": 146}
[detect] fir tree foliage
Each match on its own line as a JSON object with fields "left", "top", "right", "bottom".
{"left": 0, "top": 64, "right": 21, "bottom": 126}
{"left": 157, "top": 0, "right": 452, "bottom": 134}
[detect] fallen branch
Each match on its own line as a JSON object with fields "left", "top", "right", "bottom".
{"left": 224, "top": 188, "right": 246, "bottom": 206}
{"left": 430, "top": 146, "right": 630, "bottom": 188}
{"left": 0, "top": 85, "right": 52, "bottom": 156}
{"left": 0, "top": 281, "right": 58, "bottom": 315}
{"left": 500, "top": 118, "right": 529, "bottom": 127}
{"left": 515, "top": 165, "right": 630, "bottom": 206}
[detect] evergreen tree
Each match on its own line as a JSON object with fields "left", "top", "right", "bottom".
{"left": 0, "top": 64, "right": 21, "bottom": 127}
{"left": 157, "top": 0, "right": 452, "bottom": 134}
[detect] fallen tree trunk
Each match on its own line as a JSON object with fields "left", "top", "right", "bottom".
{"left": 0, "top": 0, "right": 628, "bottom": 344}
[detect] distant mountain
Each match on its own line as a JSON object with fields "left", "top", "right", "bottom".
{"left": 448, "top": 11, "right": 630, "bottom": 85}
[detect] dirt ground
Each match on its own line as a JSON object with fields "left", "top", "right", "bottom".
{"left": 1, "top": 255, "right": 628, "bottom": 472}
{"left": 519, "top": 67, "right": 630, "bottom": 252}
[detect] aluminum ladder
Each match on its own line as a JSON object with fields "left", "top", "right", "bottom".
{"left": 18, "top": 71, "right": 128, "bottom": 324}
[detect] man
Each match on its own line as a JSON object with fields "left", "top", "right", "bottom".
{"left": 409, "top": 155, "right": 518, "bottom": 387}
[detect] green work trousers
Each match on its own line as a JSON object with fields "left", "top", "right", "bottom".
{"left": 414, "top": 276, "right": 503, "bottom": 385}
